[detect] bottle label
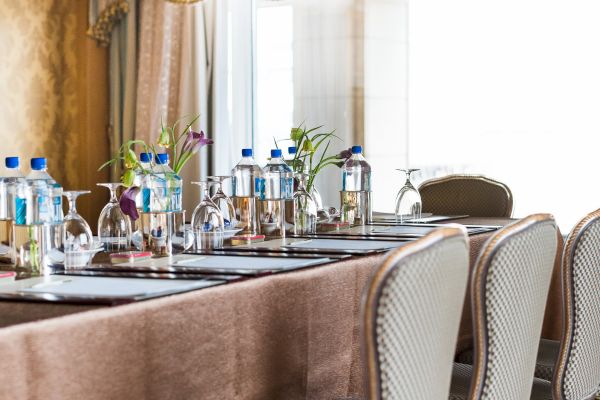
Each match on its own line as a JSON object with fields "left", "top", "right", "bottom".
{"left": 38, "top": 196, "right": 48, "bottom": 214}
{"left": 142, "top": 188, "right": 151, "bottom": 212}
{"left": 15, "top": 197, "right": 26, "bottom": 225}
{"left": 281, "top": 177, "right": 294, "bottom": 199}
{"left": 256, "top": 178, "right": 265, "bottom": 200}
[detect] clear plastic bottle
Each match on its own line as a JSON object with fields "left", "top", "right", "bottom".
{"left": 135, "top": 152, "right": 153, "bottom": 211}
{"left": 260, "top": 149, "right": 294, "bottom": 200}
{"left": 0, "top": 157, "right": 25, "bottom": 220}
{"left": 26, "top": 157, "right": 60, "bottom": 224}
{"left": 342, "top": 145, "right": 371, "bottom": 191}
{"left": 152, "top": 153, "right": 182, "bottom": 212}
{"left": 231, "top": 148, "right": 263, "bottom": 197}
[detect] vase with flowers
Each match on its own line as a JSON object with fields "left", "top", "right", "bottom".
{"left": 99, "top": 115, "right": 213, "bottom": 255}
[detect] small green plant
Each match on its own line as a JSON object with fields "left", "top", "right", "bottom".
{"left": 99, "top": 115, "right": 213, "bottom": 219}
{"left": 282, "top": 124, "right": 348, "bottom": 193}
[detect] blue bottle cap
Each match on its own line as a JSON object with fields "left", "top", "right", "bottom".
{"left": 288, "top": 146, "right": 297, "bottom": 155}
{"left": 241, "top": 148, "right": 253, "bottom": 157}
{"left": 351, "top": 145, "right": 362, "bottom": 154}
{"left": 271, "top": 149, "right": 282, "bottom": 158}
{"left": 5, "top": 157, "right": 19, "bottom": 169}
{"left": 30, "top": 157, "right": 47, "bottom": 170}
{"left": 139, "top": 152, "right": 153, "bottom": 163}
{"left": 156, "top": 153, "right": 169, "bottom": 165}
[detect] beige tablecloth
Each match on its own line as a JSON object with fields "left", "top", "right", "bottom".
{"left": 0, "top": 218, "right": 562, "bottom": 400}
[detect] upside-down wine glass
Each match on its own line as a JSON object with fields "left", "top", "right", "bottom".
{"left": 190, "top": 181, "right": 225, "bottom": 250}
{"left": 63, "top": 190, "right": 96, "bottom": 268}
{"left": 207, "top": 175, "right": 237, "bottom": 229}
{"left": 394, "top": 169, "right": 422, "bottom": 223}
{"left": 97, "top": 183, "right": 131, "bottom": 252}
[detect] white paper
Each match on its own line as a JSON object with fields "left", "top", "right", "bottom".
{"left": 283, "top": 238, "right": 404, "bottom": 251}
{"left": 12, "top": 276, "right": 217, "bottom": 298}
{"left": 173, "top": 255, "right": 331, "bottom": 271}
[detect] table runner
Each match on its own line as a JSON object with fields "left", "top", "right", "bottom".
{"left": 0, "top": 218, "right": 562, "bottom": 399}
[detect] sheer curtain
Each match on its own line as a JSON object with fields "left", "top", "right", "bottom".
{"left": 291, "top": 0, "right": 363, "bottom": 208}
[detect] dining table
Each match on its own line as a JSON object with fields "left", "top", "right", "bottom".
{"left": 0, "top": 217, "right": 563, "bottom": 400}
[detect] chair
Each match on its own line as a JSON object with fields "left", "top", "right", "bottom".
{"left": 532, "top": 209, "right": 600, "bottom": 400}
{"left": 418, "top": 174, "right": 513, "bottom": 217}
{"left": 448, "top": 214, "right": 559, "bottom": 400}
{"left": 362, "top": 226, "right": 470, "bottom": 400}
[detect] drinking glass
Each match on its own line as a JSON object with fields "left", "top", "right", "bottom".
{"left": 63, "top": 190, "right": 97, "bottom": 268}
{"left": 190, "top": 181, "right": 224, "bottom": 250}
{"left": 394, "top": 169, "right": 422, "bottom": 223}
{"left": 97, "top": 183, "right": 131, "bottom": 252}
{"left": 293, "top": 173, "right": 317, "bottom": 234}
{"left": 207, "top": 176, "right": 237, "bottom": 229}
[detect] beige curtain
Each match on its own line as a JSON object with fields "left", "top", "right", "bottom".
{"left": 135, "top": 0, "right": 211, "bottom": 215}
{"left": 88, "top": 0, "right": 137, "bottom": 182}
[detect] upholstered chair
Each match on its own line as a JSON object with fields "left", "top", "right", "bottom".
{"left": 532, "top": 209, "right": 600, "bottom": 400}
{"left": 448, "top": 214, "right": 559, "bottom": 400}
{"left": 418, "top": 175, "right": 513, "bottom": 217}
{"left": 362, "top": 226, "right": 470, "bottom": 400}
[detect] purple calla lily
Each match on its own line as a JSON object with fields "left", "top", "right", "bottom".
{"left": 182, "top": 129, "right": 214, "bottom": 155}
{"left": 120, "top": 186, "right": 140, "bottom": 221}
{"left": 338, "top": 147, "right": 353, "bottom": 160}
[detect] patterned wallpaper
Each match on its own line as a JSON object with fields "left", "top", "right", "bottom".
{"left": 0, "top": 0, "right": 81, "bottom": 187}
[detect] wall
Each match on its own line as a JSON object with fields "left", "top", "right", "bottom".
{"left": 0, "top": 0, "right": 110, "bottom": 229}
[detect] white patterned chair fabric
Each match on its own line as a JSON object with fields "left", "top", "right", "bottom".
{"left": 544, "top": 208, "right": 600, "bottom": 400}
{"left": 448, "top": 214, "right": 559, "bottom": 400}
{"left": 418, "top": 175, "right": 513, "bottom": 218}
{"left": 362, "top": 227, "right": 470, "bottom": 400}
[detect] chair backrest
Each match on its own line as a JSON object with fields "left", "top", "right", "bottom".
{"left": 468, "top": 214, "right": 558, "bottom": 400}
{"left": 418, "top": 175, "right": 513, "bottom": 217}
{"left": 553, "top": 209, "right": 600, "bottom": 400}
{"left": 362, "top": 227, "right": 470, "bottom": 400}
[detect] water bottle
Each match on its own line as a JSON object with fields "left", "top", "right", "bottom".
{"left": 231, "top": 148, "right": 263, "bottom": 197}
{"left": 260, "top": 149, "right": 294, "bottom": 200}
{"left": 231, "top": 149, "right": 263, "bottom": 235}
{"left": 136, "top": 152, "right": 153, "bottom": 211}
{"left": 341, "top": 145, "right": 372, "bottom": 225}
{"left": 0, "top": 157, "right": 25, "bottom": 220}
{"left": 342, "top": 145, "right": 371, "bottom": 191}
{"left": 152, "top": 153, "right": 182, "bottom": 212}
{"left": 26, "top": 158, "right": 62, "bottom": 224}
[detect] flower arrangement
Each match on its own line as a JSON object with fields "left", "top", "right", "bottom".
{"left": 284, "top": 125, "right": 351, "bottom": 193}
{"left": 99, "top": 115, "right": 213, "bottom": 220}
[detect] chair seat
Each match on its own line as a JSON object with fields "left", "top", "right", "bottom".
{"left": 536, "top": 339, "right": 560, "bottom": 381}
{"left": 449, "top": 363, "right": 553, "bottom": 400}
{"left": 456, "top": 339, "right": 560, "bottom": 382}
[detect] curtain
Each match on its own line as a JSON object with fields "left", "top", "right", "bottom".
{"left": 135, "top": 0, "right": 210, "bottom": 215}
{"left": 88, "top": 0, "right": 137, "bottom": 182}
{"left": 291, "top": 0, "right": 364, "bottom": 209}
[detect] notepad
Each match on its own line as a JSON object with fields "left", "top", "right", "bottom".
{"left": 15, "top": 276, "right": 218, "bottom": 298}
{"left": 172, "top": 255, "right": 331, "bottom": 273}
{"left": 283, "top": 238, "right": 405, "bottom": 251}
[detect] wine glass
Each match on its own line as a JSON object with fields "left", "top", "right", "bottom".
{"left": 97, "top": 183, "right": 131, "bottom": 252}
{"left": 207, "top": 176, "right": 237, "bottom": 229}
{"left": 395, "top": 169, "right": 422, "bottom": 223}
{"left": 293, "top": 173, "right": 317, "bottom": 234}
{"left": 190, "top": 181, "right": 225, "bottom": 250}
{"left": 63, "top": 190, "right": 96, "bottom": 268}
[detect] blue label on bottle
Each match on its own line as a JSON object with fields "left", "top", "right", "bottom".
{"left": 53, "top": 196, "right": 61, "bottom": 206}
{"left": 38, "top": 195, "right": 49, "bottom": 219}
{"left": 256, "top": 178, "right": 265, "bottom": 200}
{"left": 15, "top": 197, "right": 26, "bottom": 225}
{"left": 143, "top": 188, "right": 151, "bottom": 212}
